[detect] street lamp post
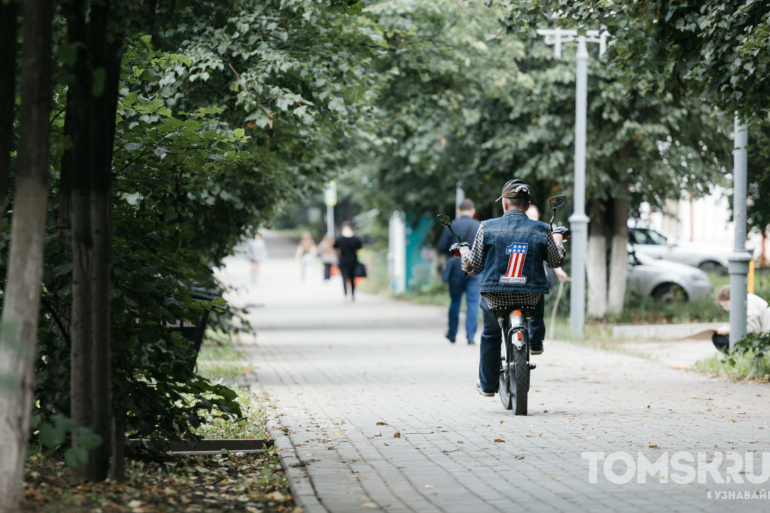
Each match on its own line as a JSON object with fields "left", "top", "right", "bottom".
{"left": 729, "top": 117, "right": 751, "bottom": 349}
{"left": 537, "top": 28, "right": 609, "bottom": 337}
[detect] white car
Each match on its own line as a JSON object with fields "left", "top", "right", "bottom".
{"left": 627, "top": 224, "right": 730, "bottom": 273}
{"left": 627, "top": 251, "right": 714, "bottom": 302}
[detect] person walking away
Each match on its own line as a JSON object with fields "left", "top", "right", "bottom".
{"left": 526, "top": 204, "right": 568, "bottom": 286}
{"left": 458, "top": 179, "right": 566, "bottom": 396}
{"left": 247, "top": 233, "right": 268, "bottom": 283}
{"left": 712, "top": 285, "right": 770, "bottom": 352}
{"left": 295, "top": 232, "right": 317, "bottom": 282}
{"left": 438, "top": 199, "right": 481, "bottom": 345}
{"left": 334, "top": 221, "right": 362, "bottom": 302}
{"left": 318, "top": 234, "right": 338, "bottom": 282}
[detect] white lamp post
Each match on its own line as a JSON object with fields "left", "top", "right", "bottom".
{"left": 536, "top": 28, "right": 609, "bottom": 337}
{"left": 324, "top": 181, "right": 337, "bottom": 237}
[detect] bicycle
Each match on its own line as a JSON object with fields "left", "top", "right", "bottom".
{"left": 437, "top": 194, "right": 568, "bottom": 415}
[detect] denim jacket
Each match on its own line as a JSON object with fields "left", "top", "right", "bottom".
{"left": 479, "top": 210, "right": 550, "bottom": 295}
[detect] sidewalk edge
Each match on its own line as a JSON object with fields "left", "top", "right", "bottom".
{"left": 254, "top": 383, "right": 327, "bottom": 513}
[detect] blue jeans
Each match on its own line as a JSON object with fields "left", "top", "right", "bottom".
{"left": 479, "top": 294, "right": 546, "bottom": 392}
{"left": 447, "top": 275, "right": 481, "bottom": 341}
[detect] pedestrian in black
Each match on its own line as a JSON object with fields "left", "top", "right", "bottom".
{"left": 334, "top": 221, "right": 363, "bottom": 302}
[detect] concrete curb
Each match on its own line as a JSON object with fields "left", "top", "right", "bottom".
{"left": 253, "top": 383, "right": 328, "bottom": 513}
{"left": 612, "top": 321, "right": 722, "bottom": 340}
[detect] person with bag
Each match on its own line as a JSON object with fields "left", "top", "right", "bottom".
{"left": 438, "top": 199, "right": 481, "bottom": 345}
{"left": 334, "top": 221, "right": 363, "bottom": 303}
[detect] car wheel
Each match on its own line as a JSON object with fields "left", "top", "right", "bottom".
{"left": 698, "top": 261, "right": 726, "bottom": 274}
{"left": 651, "top": 283, "right": 688, "bottom": 303}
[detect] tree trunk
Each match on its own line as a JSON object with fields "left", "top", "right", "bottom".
{"left": 0, "top": 0, "right": 17, "bottom": 239}
{"left": 88, "top": 5, "right": 121, "bottom": 479}
{"left": 110, "top": 401, "right": 126, "bottom": 482}
{"left": 608, "top": 196, "right": 630, "bottom": 314}
{"left": 0, "top": 0, "right": 54, "bottom": 509}
{"left": 65, "top": 0, "right": 95, "bottom": 478}
{"left": 586, "top": 212, "right": 607, "bottom": 318}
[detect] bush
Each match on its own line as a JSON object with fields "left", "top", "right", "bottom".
{"left": 695, "top": 332, "right": 770, "bottom": 380}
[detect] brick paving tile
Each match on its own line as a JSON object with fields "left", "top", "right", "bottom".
{"left": 219, "top": 238, "right": 770, "bottom": 513}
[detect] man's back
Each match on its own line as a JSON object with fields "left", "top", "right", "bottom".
{"left": 439, "top": 215, "right": 480, "bottom": 280}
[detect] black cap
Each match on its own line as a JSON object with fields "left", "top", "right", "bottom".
{"left": 496, "top": 179, "right": 531, "bottom": 202}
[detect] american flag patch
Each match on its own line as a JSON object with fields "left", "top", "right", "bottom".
{"left": 500, "top": 242, "right": 527, "bottom": 284}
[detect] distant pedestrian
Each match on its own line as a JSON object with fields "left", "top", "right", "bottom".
{"left": 246, "top": 233, "right": 268, "bottom": 283}
{"left": 438, "top": 199, "right": 481, "bottom": 345}
{"left": 526, "top": 205, "right": 568, "bottom": 286}
{"left": 318, "top": 234, "right": 338, "bottom": 281}
{"left": 334, "top": 221, "right": 363, "bottom": 302}
{"left": 712, "top": 285, "right": 770, "bottom": 352}
{"left": 295, "top": 232, "right": 317, "bottom": 282}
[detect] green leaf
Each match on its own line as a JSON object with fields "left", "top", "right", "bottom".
{"left": 232, "top": 128, "right": 245, "bottom": 138}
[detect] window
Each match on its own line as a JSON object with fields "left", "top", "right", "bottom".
{"left": 630, "top": 228, "right": 667, "bottom": 245}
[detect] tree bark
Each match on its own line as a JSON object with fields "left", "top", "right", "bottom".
{"left": 65, "top": 0, "right": 95, "bottom": 478}
{"left": 586, "top": 211, "right": 607, "bottom": 318}
{"left": 608, "top": 196, "right": 630, "bottom": 314}
{"left": 0, "top": 0, "right": 18, "bottom": 240}
{"left": 88, "top": 4, "right": 122, "bottom": 479}
{"left": 0, "top": 0, "right": 54, "bottom": 509}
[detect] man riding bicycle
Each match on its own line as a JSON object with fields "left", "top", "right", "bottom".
{"left": 455, "top": 179, "right": 567, "bottom": 397}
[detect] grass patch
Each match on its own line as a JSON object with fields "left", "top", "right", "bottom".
{"left": 24, "top": 447, "right": 292, "bottom": 512}
{"left": 194, "top": 388, "right": 269, "bottom": 440}
{"left": 198, "top": 345, "right": 243, "bottom": 362}
{"left": 695, "top": 350, "right": 770, "bottom": 381}
{"left": 695, "top": 332, "right": 770, "bottom": 382}
{"left": 197, "top": 361, "right": 252, "bottom": 379}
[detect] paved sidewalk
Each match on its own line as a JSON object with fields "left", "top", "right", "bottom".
{"left": 220, "top": 235, "right": 770, "bottom": 513}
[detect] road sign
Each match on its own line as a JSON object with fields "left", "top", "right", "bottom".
{"left": 324, "top": 181, "right": 337, "bottom": 207}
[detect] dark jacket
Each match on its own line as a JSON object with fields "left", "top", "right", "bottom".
{"left": 438, "top": 215, "right": 480, "bottom": 280}
{"left": 479, "top": 210, "right": 550, "bottom": 294}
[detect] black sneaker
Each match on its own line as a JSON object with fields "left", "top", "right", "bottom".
{"left": 531, "top": 340, "right": 544, "bottom": 355}
{"left": 445, "top": 332, "right": 456, "bottom": 343}
{"left": 476, "top": 382, "right": 495, "bottom": 397}
{"left": 467, "top": 338, "right": 475, "bottom": 345}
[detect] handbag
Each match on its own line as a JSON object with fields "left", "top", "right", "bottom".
{"left": 354, "top": 262, "right": 367, "bottom": 278}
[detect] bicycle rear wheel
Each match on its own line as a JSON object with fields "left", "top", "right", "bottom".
{"left": 510, "top": 337, "right": 529, "bottom": 415}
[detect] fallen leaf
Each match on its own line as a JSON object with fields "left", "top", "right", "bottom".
{"left": 269, "top": 491, "right": 285, "bottom": 501}
{"left": 730, "top": 419, "right": 736, "bottom": 422}
{"left": 361, "top": 504, "right": 378, "bottom": 509}
{"left": 494, "top": 439, "right": 505, "bottom": 443}
{"left": 180, "top": 496, "right": 191, "bottom": 504}
{"left": 128, "top": 500, "right": 142, "bottom": 509}
{"left": 423, "top": 485, "right": 434, "bottom": 489}
{"left": 500, "top": 420, "right": 505, "bottom": 424}
{"left": 360, "top": 497, "right": 370, "bottom": 502}
{"left": 376, "top": 422, "right": 387, "bottom": 426}
{"left": 393, "top": 433, "right": 401, "bottom": 438}
{"left": 552, "top": 476, "right": 562, "bottom": 481}
{"left": 333, "top": 431, "right": 342, "bottom": 434}
{"left": 514, "top": 455, "right": 525, "bottom": 460}
{"left": 649, "top": 445, "right": 659, "bottom": 449}
{"left": 374, "top": 432, "right": 381, "bottom": 437}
